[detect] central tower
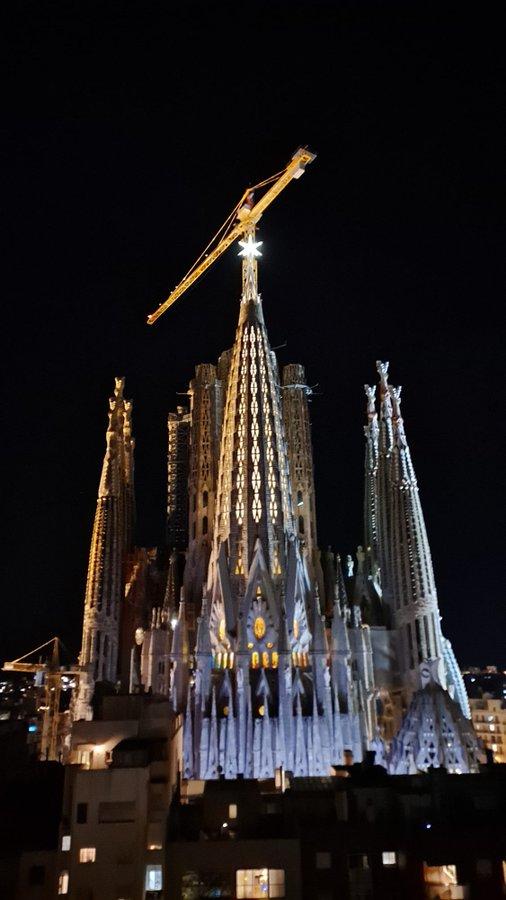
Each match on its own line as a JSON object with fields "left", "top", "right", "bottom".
{"left": 175, "top": 228, "right": 369, "bottom": 780}
{"left": 211, "top": 225, "right": 293, "bottom": 589}
{"left": 201, "top": 224, "right": 314, "bottom": 696}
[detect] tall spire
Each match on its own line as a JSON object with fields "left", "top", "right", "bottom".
{"left": 170, "top": 594, "right": 189, "bottom": 713}
{"left": 365, "top": 369, "right": 394, "bottom": 617}
{"left": 74, "top": 377, "right": 134, "bottom": 720}
{"left": 212, "top": 228, "right": 294, "bottom": 584}
{"left": 282, "top": 363, "right": 321, "bottom": 568}
{"left": 363, "top": 383, "right": 380, "bottom": 576}
{"left": 371, "top": 362, "right": 446, "bottom": 692}
{"left": 183, "top": 362, "right": 223, "bottom": 628}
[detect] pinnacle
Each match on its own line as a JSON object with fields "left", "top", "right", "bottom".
{"left": 364, "top": 384, "right": 377, "bottom": 418}
{"left": 391, "top": 385, "right": 403, "bottom": 417}
{"left": 114, "top": 376, "right": 126, "bottom": 398}
{"left": 376, "top": 360, "right": 389, "bottom": 382}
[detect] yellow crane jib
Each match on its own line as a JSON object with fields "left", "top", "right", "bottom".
{"left": 147, "top": 146, "right": 316, "bottom": 325}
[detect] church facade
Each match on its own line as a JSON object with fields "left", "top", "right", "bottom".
{"left": 74, "top": 238, "right": 480, "bottom": 778}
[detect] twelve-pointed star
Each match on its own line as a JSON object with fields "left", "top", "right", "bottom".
{"left": 238, "top": 235, "right": 263, "bottom": 258}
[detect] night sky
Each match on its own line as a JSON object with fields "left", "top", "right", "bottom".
{"left": 3, "top": 3, "right": 505, "bottom": 667}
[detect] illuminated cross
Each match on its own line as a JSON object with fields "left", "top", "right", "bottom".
{"left": 238, "top": 235, "right": 263, "bottom": 258}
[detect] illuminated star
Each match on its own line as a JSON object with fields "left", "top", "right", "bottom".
{"left": 238, "top": 235, "right": 263, "bottom": 258}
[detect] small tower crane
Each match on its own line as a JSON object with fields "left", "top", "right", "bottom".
{"left": 2, "top": 637, "right": 80, "bottom": 761}
{"left": 147, "top": 146, "right": 316, "bottom": 324}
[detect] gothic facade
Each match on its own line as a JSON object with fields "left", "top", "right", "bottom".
{"left": 74, "top": 248, "right": 480, "bottom": 776}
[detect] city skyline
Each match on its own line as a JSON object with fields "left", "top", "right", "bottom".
{"left": 2, "top": 6, "right": 506, "bottom": 899}
{"left": 3, "top": 4, "right": 504, "bottom": 670}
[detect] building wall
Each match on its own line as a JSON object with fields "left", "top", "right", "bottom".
{"left": 15, "top": 849, "right": 58, "bottom": 900}
{"left": 58, "top": 748, "right": 181, "bottom": 899}
{"left": 166, "top": 839, "right": 302, "bottom": 900}
{"left": 60, "top": 766, "right": 152, "bottom": 900}
{"left": 470, "top": 698, "right": 506, "bottom": 763}
{"left": 166, "top": 768, "right": 506, "bottom": 900}
{"left": 57, "top": 696, "right": 182, "bottom": 899}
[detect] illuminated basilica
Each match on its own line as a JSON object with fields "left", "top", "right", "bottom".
{"left": 73, "top": 235, "right": 480, "bottom": 778}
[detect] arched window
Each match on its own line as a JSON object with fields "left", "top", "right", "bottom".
{"left": 203, "top": 490, "right": 208, "bottom": 508}
{"left": 251, "top": 652, "right": 259, "bottom": 669}
{"left": 298, "top": 515, "right": 305, "bottom": 534}
{"left": 203, "top": 515, "right": 208, "bottom": 535}
{"left": 297, "top": 490, "right": 304, "bottom": 507}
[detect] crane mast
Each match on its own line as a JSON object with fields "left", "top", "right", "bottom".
{"left": 3, "top": 637, "right": 79, "bottom": 761}
{"left": 147, "top": 146, "right": 316, "bottom": 324}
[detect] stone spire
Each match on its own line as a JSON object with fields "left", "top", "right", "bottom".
{"left": 170, "top": 593, "right": 189, "bottom": 713}
{"left": 183, "top": 362, "right": 224, "bottom": 628}
{"left": 212, "top": 226, "right": 294, "bottom": 586}
{"left": 363, "top": 384, "right": 384, "bottom": 616}
{"left": 372, "top": 362, "right": 446, "bottom": 694}
{"left": 282, "top": 364, "right": 318, "bottom": 556}
{"left": 364, "top": 374, "right": 393, "bottom": 619}
{"left": 74, "top": 378, "right": 134, "bottom": 719}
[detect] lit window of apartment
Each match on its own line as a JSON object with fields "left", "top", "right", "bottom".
{"left": 77, "top": 749, "right": 91, "bottom": 768}
{"left": 424, "top": 863, "right": 458, "bottom": 888}
{"left": 382, "top": 851, "right": 397, "bottom": 866}
{"left": 146, "top": 822, "right": 163, "bottom": 851}
{"left": 79, "top": 847, "right": 96, "bottom": 863}
{"left": 236, "top": 868, "right": 285, "bottom": 898}
{"left": 228, "top": 803, "right": 238, "bottom": 819}
{"left": 61, "top": 834, "right": 71, "bottom": 852}
{"left": 145, "top": 864, "right": 163, "bottom": 892}
{"left": 58, "top": 870, "right": 69, "bottom": 894}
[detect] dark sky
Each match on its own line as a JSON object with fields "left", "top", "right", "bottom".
{"left": 3, "top": 2, "right": 505, "bottom": 667}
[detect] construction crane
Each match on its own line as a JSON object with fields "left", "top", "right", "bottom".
{"left": 3, "top": 637, "right": 80, "bottom": 762}
{"left": 147, "top": 146, "right": 316, "bottom": 325}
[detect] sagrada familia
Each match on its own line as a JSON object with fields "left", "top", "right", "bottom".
{"left": 73, "top": 236, "right": 480, "bottom": 779}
